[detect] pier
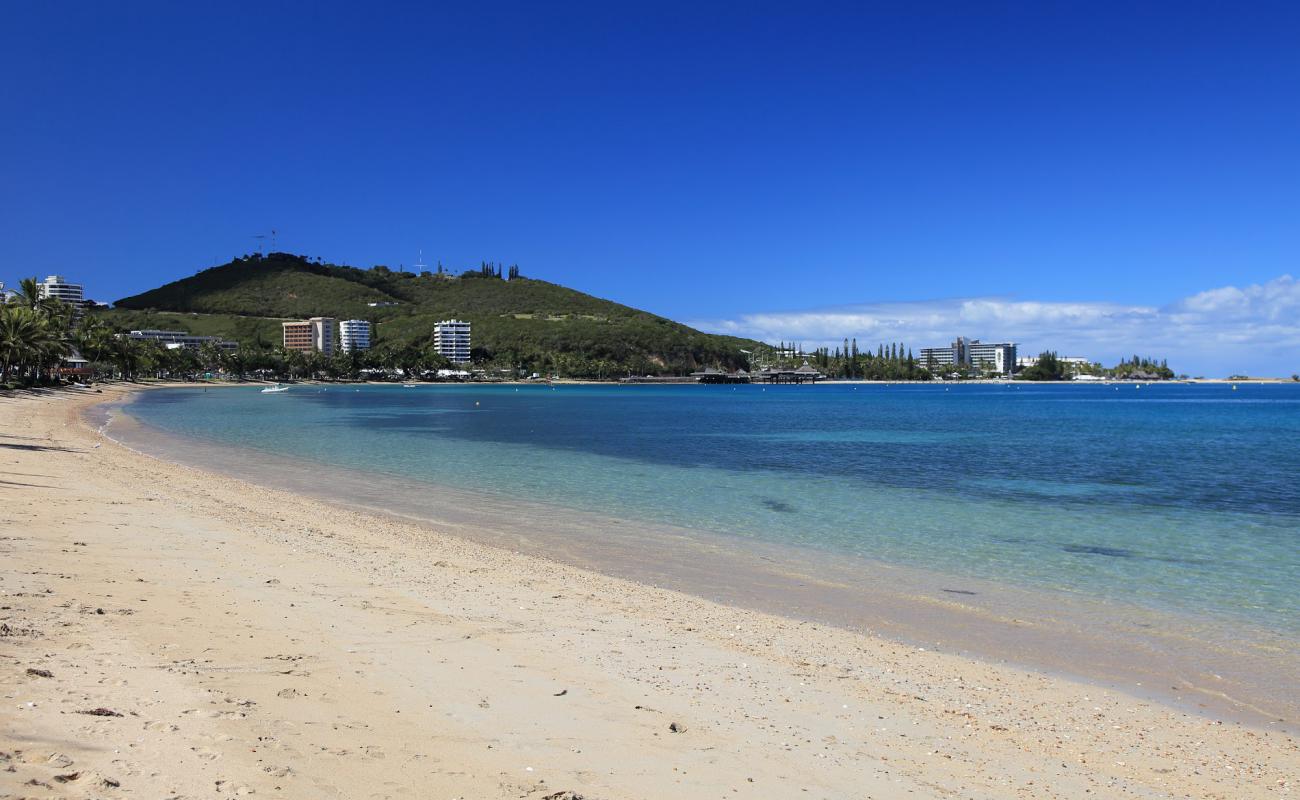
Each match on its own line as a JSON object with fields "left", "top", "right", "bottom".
{"left": 755, "top": 363, "right": 824, "bottom": 384}
{"left": 689, "top": 367, "right": 751, "bottom": 384}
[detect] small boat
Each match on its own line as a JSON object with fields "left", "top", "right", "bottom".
{"left": 261, "top": 384, "right": 290, "bottom": 394}
{"left": 402, "top": 383, "right": 418, "bottom": 388}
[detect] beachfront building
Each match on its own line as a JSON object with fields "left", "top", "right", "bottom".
{"left": 37, "top": 274, "right": 84, "bottom": 306}
{"left": 36, "top": 274, "right": 87, "bottom": 320}
{"left": 691, "top": 366, "right": 752, "bottom": 384}
{"left": 755, "top": 362, "right": 823, "bottom": 384}
{"left": 59, "top": 352, "right": 92, "bottom": 380}
{"left": 919, "top": 336, "right": 971, "bottom": 372}
{"left": 920, "top": 337, "right": 1017, "bottom": 375}
{"left": 338, "top": 319, "right": 371, "bottom": 352}
{"left": 433, "top": 319, "right": 471, "bottom": 364}
{"left": 127, "top": 330, "right": 237, "bottom": 351}
{"left": 282, "top": 317, "right": 336, "bottom": 355}
{"left": 919, "top": 345, "right": 957, "bottom": 370}
{"left": 968, "top": 341, "right": 1017, "bottom": 376}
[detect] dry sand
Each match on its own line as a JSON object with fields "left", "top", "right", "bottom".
{"left": 1, "top": 386, "right": 1296, "bottom": 799}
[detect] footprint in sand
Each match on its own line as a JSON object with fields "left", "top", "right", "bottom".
{"left": 143, "top": 720, "right": 180, "bottom": 732}
{"left": 52, "top": 770, "right": 121, "bottom": 790}
{"left": 361, "top": 745, "right": 386, "bottom": 759}
{"left": 215, "top": 779, "right": 256, "bottom": 795}
{"left": 18, "top": 751, "right": 75, "bottom": 768}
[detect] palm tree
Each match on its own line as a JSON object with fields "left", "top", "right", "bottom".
{"left": 0, "top": 304, "right": 62, "bottom": 382}
{"left": 12, "top": 277, "right": 43, "bottom": 311}
{"left": 0, "top": 306, "right": 40, "bottom": 379}
{"left": 76, "top": 315, "right": 115, "bottom": 370}
{"left": 110, "top": 336, "right": 143, "bottom": 380}
{"left": 36, "top": 322, "right": 71, "bottom": 381}
{"left": 198, "top": 341, "right": 224, "bottom": 375}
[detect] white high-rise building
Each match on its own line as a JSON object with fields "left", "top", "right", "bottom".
{"left": 433, "top": 319, "right": 471, "bottom": 364}
{"left": 37, "top": 275, "right": 85, "bottom": 309}
{"left": 338, "top": 319, "right": 371, "bottom": 352}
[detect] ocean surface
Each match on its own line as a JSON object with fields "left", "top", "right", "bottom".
{"left": 110, "top": 382, "right": 1300, "bottom": 721}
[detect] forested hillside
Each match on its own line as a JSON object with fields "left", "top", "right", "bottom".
{"left": 103, "top": 253, "right": 757, "bottom": 376}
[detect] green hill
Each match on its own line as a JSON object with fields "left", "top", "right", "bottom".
{"left": 103, "top": 253, "right": 756, "bottom": 376}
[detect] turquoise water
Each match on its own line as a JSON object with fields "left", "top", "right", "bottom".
{"left": 123, "top": 382, "right": 1300, "bottom": 637}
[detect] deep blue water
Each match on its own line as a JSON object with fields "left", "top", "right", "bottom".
{"left": 124, "top": 382, "right": 1300, "bottom": 634}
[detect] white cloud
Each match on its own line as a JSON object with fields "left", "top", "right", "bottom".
{"left": 690, "top": 275, "right": 1300, "bottom": 377}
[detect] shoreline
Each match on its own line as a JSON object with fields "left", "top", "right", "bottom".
{"left": 29, "top": 372, "right": 1300, "bottom": 394}
{"left": 102, "top": 386, "right": 1300, "bottom": 732}
{"left": 104, "top": 382, "right": 1300, "bottom": 733}
{"left": 2, "top": 385, "right": 1296, "bottom": 797}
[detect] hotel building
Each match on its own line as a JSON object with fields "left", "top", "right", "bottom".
{"left": 36, "top": 274, "right": 88, "bottom": 321}
{"left": 968, "top": 340, "right": 1017, "bottom": 375}
{"left": 37, "top": 274, "right": 84, "bottom": 306}
{"left": 919, "top": 337, "right": 1017, "bottom": 375}
{"left": 338, "top": 319, "right": 372, "bottom": 352}
{"left": 433, "top": 319, "right": 471, "bottom": 364}
{"left": 282, "top": 317, "right": 336, "bottom": 355}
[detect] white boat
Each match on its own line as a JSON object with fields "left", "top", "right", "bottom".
{"left": 261, "top": 384, "right": 290, "bottom": 394}
{"left": 402, "top": 383, "right": 418, "bottom": 388}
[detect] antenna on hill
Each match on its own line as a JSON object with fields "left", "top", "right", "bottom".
{"left": 252, "top": 234, "right": 266, "bottom": 256}
{"left": 413, "top": 249, "right": 428, "bottom": 273}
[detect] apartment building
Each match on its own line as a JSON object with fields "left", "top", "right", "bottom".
{"left": 433, "top": 319, "right": 471, "bottom": 364}
{"left": 338, "top": 319, "right": 372, "bottom": 352}
{"left": 37, "top": 274, "right": 84, "bottom": 306}
{"left": 282, "top": 317, "right": 336, "bottom": 355}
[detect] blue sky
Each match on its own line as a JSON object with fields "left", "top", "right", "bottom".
{"left": 2, "top": 1, "right": 1297, "bottom": 374}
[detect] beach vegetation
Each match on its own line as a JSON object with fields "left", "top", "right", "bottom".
{"left": 1110, "top": 355, "right": 1175, "bottom": 381}
{"left": 0, "top": 292, "right": 77, "bottom": 386}
{"left": 1018, "top": 351, "right": 1068, "bottom": 381}
{"left": 1016, "top": 351, "right": 1177, "bottom": 381}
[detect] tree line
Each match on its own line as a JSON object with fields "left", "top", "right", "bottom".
{"left": 1018, "top": 351, "right": 1177, "bottom": 381}
{"left": 757, "top": 339, "right": 933, "bottom": 381}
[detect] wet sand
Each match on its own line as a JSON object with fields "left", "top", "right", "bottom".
{"left": 1, "top": 385, "right": 1297, "bottom": 798}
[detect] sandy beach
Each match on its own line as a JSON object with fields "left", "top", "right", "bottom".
{"left": 1, "top": 386, "right": 1296, "bottom": 799}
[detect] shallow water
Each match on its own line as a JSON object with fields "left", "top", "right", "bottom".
{"left": 106, "top": 382, "right": 1300, "bottom": 724}
{"left": 120, "top": 383, "right": 1300, "bottom": 629}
